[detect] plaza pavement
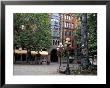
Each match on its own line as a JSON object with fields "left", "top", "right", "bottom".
{"left": 14, "top": 63, "right": 64, "bottom": 75}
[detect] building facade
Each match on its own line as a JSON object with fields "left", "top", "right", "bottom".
{"left": 60, "top": 13, "right": 77, "bottom": 49}
{"left": 49, "top": 13, "right": 78, "bottom": 49}
{"left": 50, "top": 13, "right": 61, "bottom": 48}
{"left": 49, "top": 13, "right": 78, "bottom": 62}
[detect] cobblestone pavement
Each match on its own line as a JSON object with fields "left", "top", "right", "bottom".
{"left": 14, "top": 63, "right": 65, "bottom": 75}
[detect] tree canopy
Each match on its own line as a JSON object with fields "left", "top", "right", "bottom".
{"left": 14, "top": 13, "right": 51, "bottom": 51}
{"left": 87, "top": 13, "right": 97, "bottom": 56}
{"left": 75, "top": 13, "right": 97, "bottom": 57}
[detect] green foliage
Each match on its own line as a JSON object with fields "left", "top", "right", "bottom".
{"left": 14, "top": 13, "right": 51, "bottom": 51}
{"left": 75, "top": 13, "right": 97, "bottom": 56}
{"left": 87, "top": 13, "right": 97, "bottom": 56}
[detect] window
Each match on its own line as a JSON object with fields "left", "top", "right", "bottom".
{"left": 65, "top": 31, "right": 70, "bottom": 36}
{"left": 65, "top": 22, "right": 71, "bottom": 28}
{"left": 61, "top": 14, "right": 63, "bottom": 19}
{"left": 67, "top": 15, "right": 68, "bottom": 19}
{"left": 55, "top": 40, "right": 58, "bottom": 45}
{"left": 52, "top": 40, "right": 55, "bottom": 45}
{"left": 67, "top": 31, "right": 69, "bottom": 36}
{"left": 51, "top": 19, "right": 55, "bottom": 21}
{"left": 65, "top": 15, "right": 68, "bottom": 20}
{"left": 53, "top": 40, "right": 59, "bottom": 45}
{"left": 51, "top": 19, "right": 55, "bottom": 25}
{"left": 68, "top": 16, "right": 71, "bottom": 20}
{"left": 65, "top": 31, "right": 72, "bottom": 36}
{"left": 69, "top": 31, "right": 71, "bottom": 36}
{"left": 65, "top": 15, "right": 71, "bottom": 20}
{"left": 66, "top": 22, "right": 69, "bottom": 28}
{"left": 65, "top": 15, "right": 66, "bottom": 19}
{"left": 58, "top": 41, "right": 59, "bottom": 45}
{"left": 54, "top": 21, "right": 58, "bottom": 25}
{"left": 55, "top": 27, "right": 59, "bottom": 30}
{"left": 55, "top": 19, "right": 59, "bottom": 22}
{"left": 51, "top": 18, "right": 59, "bottom": 26}
{"left": 54, "top": 19, "right": 59, "bottom": 26}
{"left": 68, "top": 23, "right": 71, "bottom": 28}
{"left": 65, "top": 22, "right": 66, "bottom": 28}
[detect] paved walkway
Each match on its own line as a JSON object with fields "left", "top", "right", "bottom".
{"left": 14, "top": 63, "right": 64, "bottom": 75}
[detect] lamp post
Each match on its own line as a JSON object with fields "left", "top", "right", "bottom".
{"left": 21, "top": 25, "right": 25, "bottom": 30}
{"left": 65, "top": 38, "right": 71, "bottom": 75}
{"left": 57, "top": 42, "right": 63, "bottom": 68}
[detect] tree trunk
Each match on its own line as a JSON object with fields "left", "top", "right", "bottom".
{"left": 27, "top": 48, "right": 31, "bottom": 63}
{"left": 80, "top": 13, "right": 89, "bottom": 69}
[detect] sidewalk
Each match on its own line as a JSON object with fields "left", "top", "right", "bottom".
{"left": 14, "top": 63, "right": 64, "bottom": 75}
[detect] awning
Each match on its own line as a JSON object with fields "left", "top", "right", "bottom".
{"left": 31, "top": 51, "right": 48, "bottom": 55}
{"left": 14, "top": 50, "right": 27, "bottom": 54}
{"left": 14, "top": 50, "right": 48, "bottom": 55}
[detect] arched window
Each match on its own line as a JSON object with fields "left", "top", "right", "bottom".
{"left": 55, "top": 40, "right": 58, "bottom": 45}
{"left": 53, "top": 40, "right": 55, "bottom": 45}
{"left": 53, "top": 40, "right": 59, "bottom": 45}
{"left": 58, "top": 41, "right": 59, "bottom": 45}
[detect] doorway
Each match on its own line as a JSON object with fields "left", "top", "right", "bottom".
{"left": 50, "top": 49, "right": 58, "bottom": 62}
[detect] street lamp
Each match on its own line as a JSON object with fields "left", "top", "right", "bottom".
{"left": 57, "top": 42, "right": 63, "bottom": 68}
{"left": 21, "top": 25, "right": 25, "bottom": 30}
{"left": 65, "top": 38, "right": 71, "bottom": 75}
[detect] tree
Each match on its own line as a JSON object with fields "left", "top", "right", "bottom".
{"left": 87, "top": 13, "right": 97, "bottom": 56}
{"left": 14, "top": 13, "right": 51, "bottom": 52}
{"left": 75, "top": 13, "right": 97, "bottom": 57}
{"left": 75, "top": 13, "right": 97, "bottom": 69}
{"left": 80, "top": 13, "right": 90, "bottom": 68}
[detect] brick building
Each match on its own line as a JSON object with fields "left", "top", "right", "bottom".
{"left": 60, "top": 13, "right": 77, "bottom": 48}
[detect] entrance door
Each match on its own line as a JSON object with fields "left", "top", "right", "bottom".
{"left": 50, "top": 49, "right": 58, "bottom": 62}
